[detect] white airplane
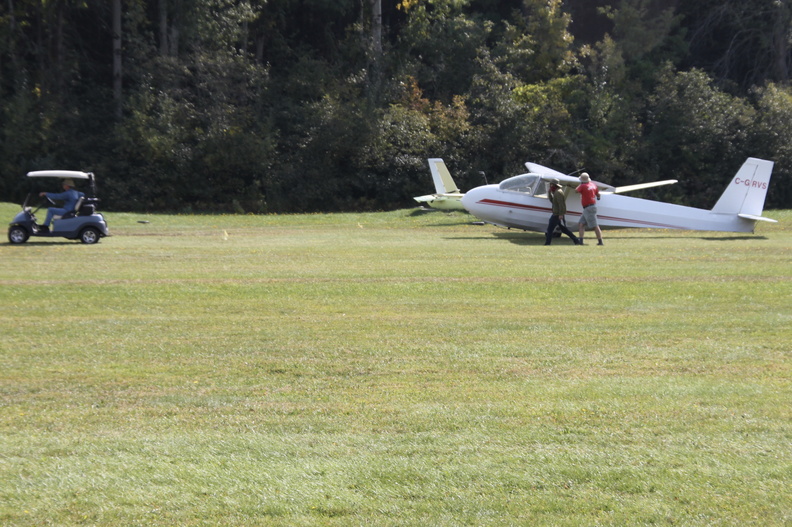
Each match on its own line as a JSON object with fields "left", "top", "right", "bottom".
{"left": 460, "top": 157, "right": 777, "bottom": 233}
{"left": 414, "top": 158, "right": 466, "bottom": 210}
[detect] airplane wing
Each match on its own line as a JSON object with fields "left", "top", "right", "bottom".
{"left": 537, "top": 174, "right": 616, "bottom": 191}
{"left": 525, "top": 162, "right": 568, "bottom": 179}
{"left": 605, "top": 180, "right": 678, "bottom": 194}
{"left": 525, "top": 162, "right": 617, "bottom": 191}
{"left": 526, "top": 162, "right": 678, "bottom": 194}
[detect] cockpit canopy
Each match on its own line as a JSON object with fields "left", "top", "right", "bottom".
{"left": 498, "top": 174, "right": 549, "bottom": 197}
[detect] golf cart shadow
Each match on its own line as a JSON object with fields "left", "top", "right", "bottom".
{"left": 3, "top": 240, "right": 91, "bottom": 246}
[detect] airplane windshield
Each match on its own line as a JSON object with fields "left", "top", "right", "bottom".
{"left": 499, "top": 174, "right": 547, "bottom": 196}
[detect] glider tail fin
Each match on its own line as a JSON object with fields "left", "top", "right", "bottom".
{"left": 428, "top": 158, "right": 461, "bottom": 195}
{"left": 711, "top": 158, "right": 775, "bottom": 222}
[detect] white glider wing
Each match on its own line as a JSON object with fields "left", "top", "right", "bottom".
{"left": 607, "top": 180, "right": 678, "bottom": 194}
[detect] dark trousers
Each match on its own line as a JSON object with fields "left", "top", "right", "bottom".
{"left": 545, "top": 215, "right": 578, "bottom": 245}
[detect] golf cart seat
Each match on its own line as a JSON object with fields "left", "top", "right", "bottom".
{"left": 78, "top": 197, "right": 98, "bottom": 216}
{"left": 56, "top": 196, "right": 84, "bottom": 221}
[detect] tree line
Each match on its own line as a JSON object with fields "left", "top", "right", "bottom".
{"left": 1, "top": 0, "right": 790, "bottom": 213}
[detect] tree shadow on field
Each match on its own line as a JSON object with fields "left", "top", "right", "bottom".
{"left": 410, "top": 208, "right": 474, "bottom": 227}
{"left": 446, "top": 232, "right": 546, "bottom": 246}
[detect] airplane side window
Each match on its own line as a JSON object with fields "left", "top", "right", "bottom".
{"left": 529, "top": 179, "right": 550, "bottom": 198}
{"left": 500, "top": 175, "right": 539, "bottom": 195}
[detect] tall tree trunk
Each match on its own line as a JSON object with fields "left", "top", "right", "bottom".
{"left": 169, "top": 23, "right": 179, "bottom": 57}
{"left": 6, "top": 0, "right": 17, "bottom": 70}
{"left": 55, "top": 0, "right": 65, "bottom": 93}
{"left": 370, "top": 0, "right": 381, "bottom": 56}
{"left": 365, "top": 0, "right": 383, "bottom": 101}
{"left": 241, "top": 19, "right": 248, "bottom": 55}
{"left": 159, "top": 0, "right": 168, "bottom": 56}
{"left": 256, "top": 35, "right": 265, "bottom": 64}
{"left": 112, "top": 0, "right": 122, "bottom": 118}
{"left": 771, "top": 3, "right": 790, "bottom": 84}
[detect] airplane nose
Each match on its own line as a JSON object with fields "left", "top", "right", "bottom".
{"left": 461, "top": 186, "right": 485, "bottom": 213}
{"left": 461, "top": 189, "right": 476, "bottom": 212}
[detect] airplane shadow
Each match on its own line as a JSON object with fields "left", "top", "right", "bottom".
{"left": 411, "top": 207, "right": 466, "bottom": 216}
{"left": 446, "top": 232, "right": 769, "bottom": 245}
{"left": 701, "top": 236, "right": 768, "bottom": 241}
{"left": 610, "top": 235, "right": 768, "bottom": 241}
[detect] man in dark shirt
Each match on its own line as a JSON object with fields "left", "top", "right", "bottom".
{"left": 545, "top": 179, "right": 581, "bottom": 246}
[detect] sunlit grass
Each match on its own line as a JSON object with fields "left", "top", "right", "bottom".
{"left": 1, "top": 203, "right": 790, "bottom": 525}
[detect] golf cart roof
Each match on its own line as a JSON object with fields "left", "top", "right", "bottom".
{"left": 27, "top": 170, "right": 93, "bottom": 180}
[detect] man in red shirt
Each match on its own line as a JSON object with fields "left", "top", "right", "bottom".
{"left": 575, "top": 173, "right": 604, "bottom": 245}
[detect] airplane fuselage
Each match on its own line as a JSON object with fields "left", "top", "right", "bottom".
{"left": 462, "top": 186, "right": 758, "bottom": 233}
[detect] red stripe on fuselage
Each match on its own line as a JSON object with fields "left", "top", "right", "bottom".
{"left": 475, "top": 199, "right": 687, "bottom": 229}
{"left": 477, "top": 199, "right": 551, "bottom": 214}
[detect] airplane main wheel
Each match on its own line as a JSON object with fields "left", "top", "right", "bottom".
{"left": 8, "top": 226, "right": 29, "bottom": 244}
{"left": 80, "top": 227, "right": 100, "bottom": 244}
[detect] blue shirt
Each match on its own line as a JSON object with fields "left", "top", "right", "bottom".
{"left": 46, "top": 189, "right": 84, "bottom": 212}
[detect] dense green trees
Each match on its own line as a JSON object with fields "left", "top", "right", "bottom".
{"left": 1, "top": 0, "right": 790, "bottom": 212}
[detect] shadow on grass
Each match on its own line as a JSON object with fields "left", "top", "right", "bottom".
{"left": 700, "top": 235, "right": 769, "bottom": 241}
{"left": 408, "top": 208, "right": 475, "bottom": 228}
{"left": 446, "top": 231, "right": 770, "bottom": 246}
{"left": 3, "top": 241, "right": 90, "bottom": 246}
{"left": 409, "top": 207, "right": 468, "bottom": 217}
{"left": 445, "top": 232, "right": 546, "bottom": 246}
{"left": 610, "top": 235, "right": 768, "bottom": 241}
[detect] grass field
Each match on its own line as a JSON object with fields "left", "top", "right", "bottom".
{"left": 1, "top": 203, "right": 790, "bottom": 526}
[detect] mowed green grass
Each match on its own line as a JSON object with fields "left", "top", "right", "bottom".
{"left": 1, "top": 203, "right": 790, "bottom": 526}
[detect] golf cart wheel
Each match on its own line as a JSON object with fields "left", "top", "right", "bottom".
{"left": 8, "top": 226, "right": 29, "bottom": 244}
{"left": 80, "top": 227, "right": 100, "bottom": 244}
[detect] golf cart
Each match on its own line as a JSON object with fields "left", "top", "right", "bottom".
{"left": 8, "top": 170, "right": 109, "bottom": 244}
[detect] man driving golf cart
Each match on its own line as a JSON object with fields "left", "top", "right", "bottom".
{"left": 37, "top": 178, "right": 83, "bottom": 233}
{"left": 7, "top": 170, "right": 109, "bottom": 244}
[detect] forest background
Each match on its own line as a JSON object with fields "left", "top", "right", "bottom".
{"left": 1, "top": 0, "right": 791, "bottom": 214}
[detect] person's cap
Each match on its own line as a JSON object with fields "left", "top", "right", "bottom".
{"left": 579, "top": 173, "right": 590, "bottom": 183}
{"left": 63, "top": 179, "right": 76, "bottom": 187}
{"left": 550, "top": 178, "right": 560, "bottom": 186}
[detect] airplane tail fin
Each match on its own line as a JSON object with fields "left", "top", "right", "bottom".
{"left": 711, "top": 158, "right": 776, "bottom": 222}
{"left": 428, "top": 158, "right": 461, "bottom": 194}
